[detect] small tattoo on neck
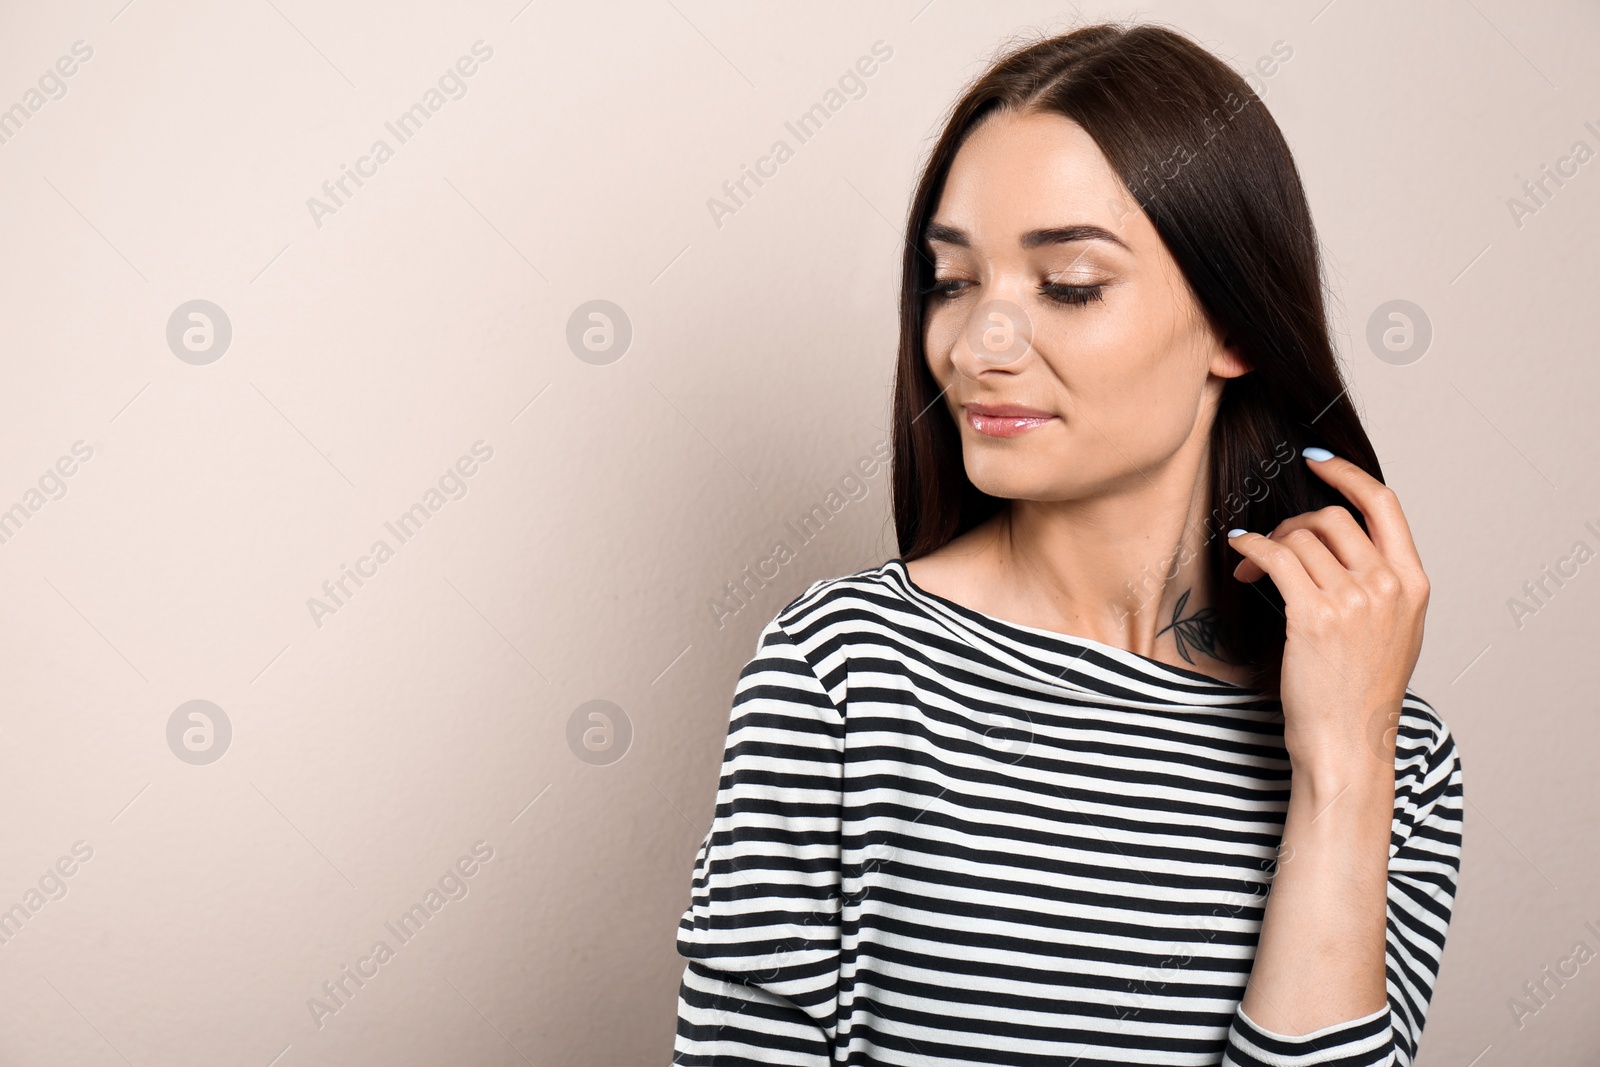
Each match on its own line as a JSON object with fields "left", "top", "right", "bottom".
{"left": 1155, "top": 588, "right": 1220, "bottom": 666}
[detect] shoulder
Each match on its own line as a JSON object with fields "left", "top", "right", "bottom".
{"left": 736, "top": 560, "right": 909, "bottom": 703}
{"left": 1393, "top": 687, "right": 1466, "bottom": 834}
{"left": 1397, "top": 688, "right": 1461, "bottom": 776}
{"left": 765, "top": 559, "right": 908, "bottom": 642}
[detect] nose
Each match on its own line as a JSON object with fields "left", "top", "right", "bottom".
{"left": 951, "top": 295, "right": 1036, "bottom": 376}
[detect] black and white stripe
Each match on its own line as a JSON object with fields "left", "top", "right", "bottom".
{"left": 676, "top": 559, "right": 1464, "bottom": 1066}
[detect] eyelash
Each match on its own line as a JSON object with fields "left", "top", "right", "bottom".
{"left": 1041, "top": 282, "right": 1105, "bottom": 307}
{"left": 919, "top": 279, "right": 1106, "bottom": 307}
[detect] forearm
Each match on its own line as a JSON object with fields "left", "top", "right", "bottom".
{"left": 1239, "top": 747, "right": 1396, "bottom": 1036}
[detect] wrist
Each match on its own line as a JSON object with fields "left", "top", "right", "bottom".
{"left": 1285, "top": 714, "right": 1401, "bottom": 785}
{"left": 1288, "top": 757, "right": 1394, "bottom": 829}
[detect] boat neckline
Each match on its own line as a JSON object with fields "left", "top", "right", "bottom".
{"left": 883, "top": 557, "right": 1269, "bottom": 695}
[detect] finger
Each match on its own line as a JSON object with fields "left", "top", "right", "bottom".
{"left": 1300, "top": 447, "right": 1425, "bottom": 577}
{"left": 1232, "top": 505, "right": 1386, "bottom": 584}
{"left": 1231, "top": 524, "right": 1350, "bottom": 592}
{"left": 1268, "top": 527, "right": 1360, "bottom": 595}
{"left": 1225, "top": 529, "right": 1320, "bottom": 605}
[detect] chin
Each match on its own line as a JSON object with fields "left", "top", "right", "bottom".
{"left": 963, "top": 460, "right": 1057, "bottom": 502}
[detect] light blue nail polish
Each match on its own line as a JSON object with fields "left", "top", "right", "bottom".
{"left": 1302, "top": 446, "right": 1334, "bottom": 461}
{"left": 1226, "top": 528, "right": 1247, "bottom": 538}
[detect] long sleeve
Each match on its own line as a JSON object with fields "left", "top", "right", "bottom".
{"left": 1222, "top": 695, "right": 1465, "bottom": 1067}
{"left": 674, "top": 615, "right": 847, "bottom": 1065}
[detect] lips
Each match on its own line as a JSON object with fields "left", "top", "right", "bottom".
{"left": 964, "top": 402, "right": 1056, "bottom": 438}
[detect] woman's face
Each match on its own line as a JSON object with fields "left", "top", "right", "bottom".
{"left": 923, "top": 107, "right": 1250, "bottom": 503}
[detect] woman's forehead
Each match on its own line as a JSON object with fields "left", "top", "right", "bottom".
{"left": 934, "top": 110, "right": 1148, "bottom": 248}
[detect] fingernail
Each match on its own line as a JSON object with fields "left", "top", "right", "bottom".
{"left": 1226, "top": 528, "right": 1247, "bottom": 538}
{"left": 1302, "top": 446, "right": 1334, "bottom": 461}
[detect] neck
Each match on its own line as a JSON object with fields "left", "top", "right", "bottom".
{"left": 973, "top": 448, "right": 1240, "bottom": 673}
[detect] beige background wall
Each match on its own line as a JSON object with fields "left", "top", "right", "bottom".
{"left": 0, "top": 1, "right": 1595, "bottom": 1063}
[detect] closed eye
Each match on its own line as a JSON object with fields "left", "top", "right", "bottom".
{"left": 919, "top": 278, "right": 973, "bottom": 300}
{"left": 1040, "top": 283, "right": 1105, "bottom": 306}
{"left": 919, "top": 279, "right": 1107, "bottom": 306}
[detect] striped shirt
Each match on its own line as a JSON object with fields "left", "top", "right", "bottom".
{"left": 675, "top": 558, "right": 1464, "bottom": 1066}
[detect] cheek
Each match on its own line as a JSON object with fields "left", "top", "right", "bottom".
{"left": 1037, "top": 312, "right": 1204, "bottom": 432}
{"left": 923, "top": 307, "right": 960, "bottom": 377}
{"left": 1034, "top": 310, "right": 1155, "bottom": 398}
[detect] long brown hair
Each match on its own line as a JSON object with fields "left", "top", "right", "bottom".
{"left": 891, "top": 22, "right": 1383, "bottom": 678}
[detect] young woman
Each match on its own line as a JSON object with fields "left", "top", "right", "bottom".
{"left": 674, "top": 22, "right": 1463, "bottom": 1066}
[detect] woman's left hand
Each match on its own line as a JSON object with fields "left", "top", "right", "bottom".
{"left": 1226, "top": 450, "right": 1431, "bottom": 777}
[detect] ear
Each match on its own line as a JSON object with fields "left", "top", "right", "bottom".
{"left": 1210, "top": 337, "right": 1253, "bottom": 380}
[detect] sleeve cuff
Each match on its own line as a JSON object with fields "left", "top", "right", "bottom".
{"left": 1224, "top": 1002, "right": 1393, "bottom": 1066}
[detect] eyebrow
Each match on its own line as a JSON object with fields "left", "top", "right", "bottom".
{"left": 922, "top": 221, "right": 1128, "bottom": 251}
